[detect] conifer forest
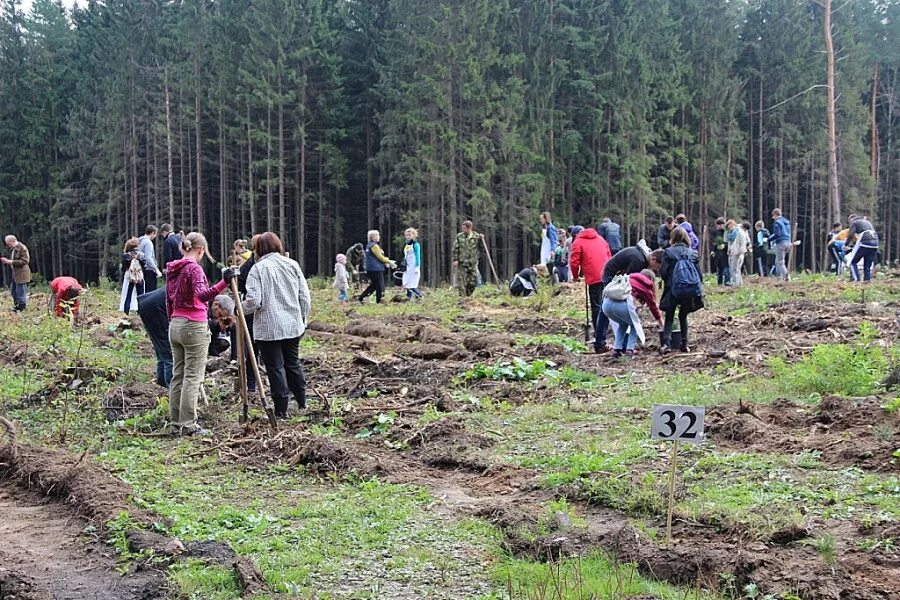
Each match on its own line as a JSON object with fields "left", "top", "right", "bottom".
{"left": 0, "top": 0, "right": 898, "bottom": 283}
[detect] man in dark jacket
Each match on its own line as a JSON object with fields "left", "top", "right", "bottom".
{"left": 596, "top": 242, "right": 664, "bottom": 349}
{"left": 346, "top": 242, "right": 365, "bottom": 287}
{"left": 509, "top": 266, "right": 541, "bottom": 297}
{"left": 137, "top": 287, "right": 173, "bottom": 388}
{"left": 160, "top": 224, "right": 182, "bottom": 270}
{"left": 709, "top": 217, "right": 729, "bottom": 285}
{"left": 598, "top": 218, "right": 622, "bottom": 254}
{"left": 570, "top": 228, "right": 612, "bottom": 352}
{"left": 656, "top": 217, "right": 674, "bottom": 250}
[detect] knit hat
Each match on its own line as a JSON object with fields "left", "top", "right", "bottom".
{"left": 335, "top": 253, "right": 347, "bottom": 265}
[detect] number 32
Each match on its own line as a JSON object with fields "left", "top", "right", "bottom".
{"left": 658, "top": 410, "right": 698, "bottom": 439}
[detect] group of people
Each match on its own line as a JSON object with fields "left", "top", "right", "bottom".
{"left": 826, "top": 214, "right": 881, "bottom": 281}
{"left": 332, "top": 228, "right": 425, "bottom": 305}
{"left": 117, "top": 226, "right": 311, "bottom": 435}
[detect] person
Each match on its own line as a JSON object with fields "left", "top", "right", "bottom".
{"left": 827, "top": 223, "right": 848, "bottom": 275}
{"left": 601, "top": 269, "right": 662, "bottom": 358}
{"left": 539, "top": 212, "right": 558, "bottom": 265}
{"left": 1, "top": 235, "right": 31, "bottom": 312}
{"left": 656, "top": 217, "right": 675, "bottom": 250}
{"left": 452, "top": 221, "right": 482, "bottom": 298}
{"left": 569, "top": 227, "right": 612, "bottom": 352}
{"left": 770, "top": 208, "right": 792, "bottom": 281}
{"left": 359, "top": 230, "right": 396, "bottom": 304}
{"left": 119, "top": 238, "right": 146, "bottom": 314}
{"left": 597, "top": 242, "right": 665, "bottom": 350}
{"left": 402, "top": 227, "right": 424, "bottom": 300}
{"left": 165, "top": 232, "right": 232, "bottom": 435}
{"left": 675, "top": 214, "right": 700, "bottom": 251}
{"left": 598, "top": 217, "right": 622, "bottom": 254}
{"left": 333, "top": 253, "right": 350, "bottom": 304}
{"left": 754, "top": 221, "right": 773, "bottom": 277}
{"left": 710, "top": 217, "right": 729, "bottom": 285}
{"left": 137, "top": 288, "right": 173, "bottom": 388}
{"left": 237, "top": 235, "right": 261, "bottom": 394}
{"left": 659, "top": 227, "right": 704, "bottom": 353}
{"left": 160, "top": 224, "right": 182, "bottom": 270}
{"left": 553, "top": 228, "right": 569, "bottom": 283}
{"left": 137, "top": 225, "right": 161, "bottom": 292}
{"left": 227, "top": 239, "right": 252, "bottom": 268}
{"left": 208, "top": 294, "right": 236, "bottom": 356}
{"left": 726, "top": 219, "right": 751, "bottom": 287}
{"left": 741, "top": 222, "right": 755, "bottom": 276}
{"left": 509, "top": 265, "right": 545, "bottom": 297}
{"left": 845, "top": 214, "right": 879, "bottom": 282}
{"left": 242, "top": 232, "right": 311, "bottom": 419}
{"left": 49, "top": 276, "right": 83, "bottom": 319}
{"left": 346, "top": 242, "right": 365, "bottom": 287}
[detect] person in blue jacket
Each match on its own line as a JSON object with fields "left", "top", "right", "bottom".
{"left": 598, "top": 217, "right": 622, "bottom": 254}
{"left": 770, "top": 208, "right": 792, "bottom": 281}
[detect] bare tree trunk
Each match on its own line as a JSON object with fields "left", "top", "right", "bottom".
{"left": 219, "top": 109, "right": 226, "bottom": 259}
{"left": 247, "top": 103, "right": 256, "bottom": 234}
{"left": 266, "top": 102, "right": 273, "bottom": 232}
{"left": 298, "top": 115, "right": 307, "bottom": 270}
{"left": 195, "top": 58, "right": 204, "bottom": 233}
{"left": 165, "top": 69, "right": 175, "bottom": 224}
{"left": 824, "top": 0, "right": 842, "bottom": 220}
{"left": 365, "top": 115, "right": 374, "bottom": 231}
{"left": 758, "top": 77, "right": 764, "bottom": 217}
{"left": 871, "top": 61, "right": 879, "bottom": 208}
{"left": 278, "top": 83, "right": 286, "bottom": 245}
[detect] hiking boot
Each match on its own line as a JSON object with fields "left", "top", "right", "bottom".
{"left": 680, "top": 345, "right": 691, "bottom": 353}
{"left": 181, "top": 425, "right": 211, "bottom": 437}
{"left": 659, "top": 345, "right": 671, "bottom": 355}
{"left": 611, "top": 349, "right": 623, "bottom": 359}
{"left": 594, "top": 345, "right": 613, "bottom": 355}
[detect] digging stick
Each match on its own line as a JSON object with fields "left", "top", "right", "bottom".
{"left": 233, "top": 284, "right": 249, "bottom": 424}
{"left": 230, "top": 278, "right": 277, "bottom": 428}
{"left": 480, "top": 235, "right": 501, "bottom": 287}
{"left": 665, "top": 440, "right": 679, "bottom": 546}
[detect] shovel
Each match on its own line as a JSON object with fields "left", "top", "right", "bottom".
{"left": 230, "top": 278, "right": 277, "bottom": 428}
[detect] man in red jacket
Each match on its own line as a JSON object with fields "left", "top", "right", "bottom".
{"left": 569, "top": 227, "right": 612, "bottom": 352}
{"left": 49, "top": 276, "right": 83, "bottom": 319}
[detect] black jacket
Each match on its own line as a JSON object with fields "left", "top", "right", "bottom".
{"left": 238, "top": 255, "right": 256, "bottom": 296}
{"left": 656, "top": 224, "right": 671, "bottom": 250}
{"left": 137, "top": 287, "right": 168, "bottom": 344}
{"left": 163, "top": 233, "right": 182, "bottom": 268}
{"left": 601, "top": 247, "right": 647, "bottom": 285}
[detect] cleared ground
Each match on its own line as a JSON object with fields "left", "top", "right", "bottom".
{"left": 0, "top": 273, "right": 898, "bottom": 600}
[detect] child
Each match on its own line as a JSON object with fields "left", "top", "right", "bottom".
{"left": 402, "top": 228, "right": 424, "bottom": 300}
{"left": 553, "top": 228, "right": 569, "bottom": 283}
{"left": 333, "top": 254, "right": 350, "bottom": 304}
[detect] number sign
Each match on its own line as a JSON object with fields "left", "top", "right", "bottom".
{"left": 651, "top": 405, "right": 705, "bottom": 444}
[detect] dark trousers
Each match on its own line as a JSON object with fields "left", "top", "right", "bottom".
{"left": 147, "top": 329, "right": 173, "bottom": 388}
{"left": 123, "top": 281, "right": 145, "bottom": 314}
{"left": 143, "top": 271, "right": 158, "bottom": 292}
{"left": 360, "top": 271, "right": 386, "bottom": 303}
{"left": 234, "top": 314, "right": 258, "bottom": 393}
{"left": 663, "top": 305, "right": 690, "bottom": 350}
{"left": 714, "top": 255, "right": 730, "bottom": 285}
{"left": 849, "top": 245, "right": 877, "bottom": 282}
{"left": 589, "top": 283, "right": 609, "bottom": 350}
{"left": 12, "top": 282, "right": 28, "bottom": 311}
{"left": 258, "top": 337, "right": 306, "bottom": 417}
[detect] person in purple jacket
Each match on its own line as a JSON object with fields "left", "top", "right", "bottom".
{"left": 675, "top": 213, "right": 700, "bottom": 251}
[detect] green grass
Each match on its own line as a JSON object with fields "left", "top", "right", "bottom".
{"left": 769, "top": 341, "right": 889, "bottom": 397}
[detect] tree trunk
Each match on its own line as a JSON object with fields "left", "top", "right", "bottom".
{"left": 824, "top": 0, "right": 841, "bottom": 220}
{"left": 278, "top": 84, "right": 286, "bottom": 245}
{"left": 247, "top": 103, "right": 256, "bottom": 234}
{"left": 870, "top": 61, "right": 879, "bottom": 208}
{"left": 266, "top": 102, "right": 273, "bottom": 232}
{"left": 165, "top": 69, "right": 175, "bottom": 224}
{"left": 194, "top": 57, "right": 204, "bottom": 233}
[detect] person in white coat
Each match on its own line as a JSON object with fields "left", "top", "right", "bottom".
{"left": 402, "top": 228, "right": 424, "bottom": 300}
{"left": 726, "top": 219, "right": 751, "bottom": 287}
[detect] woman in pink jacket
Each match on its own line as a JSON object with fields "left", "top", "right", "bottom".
{"left": 165, "top": 233, "right": 232, "bottom": 435}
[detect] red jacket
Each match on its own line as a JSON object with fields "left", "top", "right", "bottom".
{"left": 628, "top": 272, "right": 661, "bottom": 321}
{"left": 569, "top": 228, "right": 612, "bottom": 285}
{"left": 50, "top": 276, "right": 82, "bottom": 318}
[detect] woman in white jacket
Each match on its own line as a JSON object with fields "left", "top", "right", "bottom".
{"left": 726, "top": 219, "right": 751, "bottom": 287}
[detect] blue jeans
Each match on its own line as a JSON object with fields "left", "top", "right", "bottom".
{"left": 147, "top": 326, "right": 173, "bottom": 388}
{"left": 602, "top": 298, "right": 637, "bottom": 351}
{"left": 775, "top": 241, "right": 791, "bottom": 280}
{"left": 338, "top": 289, "right": 348, "bottom": 302}
{"left": 12, "top": 283, "right": 28, "bottom": 310}
{"left": 849, "top": 244, "right": 877, "bottom": 282}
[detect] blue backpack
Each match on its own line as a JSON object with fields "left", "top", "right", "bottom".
{"left": 668, "top": 248, "right": 702, "bottom": 300}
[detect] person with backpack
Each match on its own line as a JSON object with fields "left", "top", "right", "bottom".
{"left": 119, "top": 237, "right": 147, "bottom": 314}
{"left": 675, "top": 214, "right": 700, "bottom": 251}
{"left": 569, "top": 227, "right": 612, "bottom": 352}
{"left": 709, "top": 217, "right": 730, "bottom": 286}
{"left": 659, "top": 227, "right": 704, "bottom": 353}
{"left": 601, "top": 269, "right": 662, "bottom": 358}
{"left": 770, "top": 208, "right": 792, "bottom": 281}
{"left": 845, "top": 214, "right": 879, "bottom": 282}
{"left": 598, "top": 217, "right": 622, "bottom": 254}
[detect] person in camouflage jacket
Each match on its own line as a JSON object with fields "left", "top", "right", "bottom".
{"left": 452, "top": 220, "right": 482, "bottom": 297}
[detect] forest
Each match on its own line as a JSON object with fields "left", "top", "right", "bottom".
{"left": 0, "top": 0, "right": 898, "bottom": 284}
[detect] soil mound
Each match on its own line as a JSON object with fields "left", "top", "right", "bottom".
{"left": 343, "top": 320, "right": 394, "bottom": 339}
{"left": 102, "top": 382, "right": 165, "bottom": 421}
{"left": 409, "top": 323, "right": 458, "bottom": 345}
{"left": 463, "top": 332, "right": 515, "bottom": 354}
{"left": 395, "top": 342, "right": 457, "bottom": 360}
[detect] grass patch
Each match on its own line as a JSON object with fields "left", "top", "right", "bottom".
{"left": 769, "top": 342, "right": 888, "bottom": 397}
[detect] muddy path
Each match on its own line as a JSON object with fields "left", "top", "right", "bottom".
{"left": 0, "top": 483, "right": 166, "bottom": 600}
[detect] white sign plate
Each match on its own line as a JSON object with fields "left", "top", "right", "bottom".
{"left": 650, "top": 404, "right": 705, "bottom": 444}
